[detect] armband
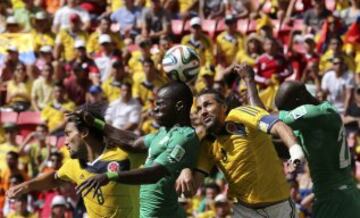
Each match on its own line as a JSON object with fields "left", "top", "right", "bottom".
{"left": 94, "top": 118, "right": 106, "bottom": 130}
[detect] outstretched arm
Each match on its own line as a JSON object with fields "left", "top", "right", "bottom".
{"left": 7, "top": 172, "right": 66, "bottom": 199}
{"left": 76, "top": 163, "right": 169, "bottom": 197}
{"left": 175, "top": 168, "right": 205, "bottom": 197}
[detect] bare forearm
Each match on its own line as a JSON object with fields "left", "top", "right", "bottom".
{"left": 246, "top": 79, "right": 266, "bottom": 109}
{"left": 115, "top": 165, "right": 168, "bottom": 184}
{"left": 270, "top": 121, "right": 298, "bottom": 148}
{"left": 23, "top": 172, "right": 62, "bottom": 192}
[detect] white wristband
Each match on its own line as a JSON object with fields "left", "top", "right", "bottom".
{"left": 289, "top": 144, "right": 305, "bottom": 163}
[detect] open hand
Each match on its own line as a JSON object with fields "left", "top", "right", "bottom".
{"left": 233, "top": 63, "right": 255, "bottom": 82}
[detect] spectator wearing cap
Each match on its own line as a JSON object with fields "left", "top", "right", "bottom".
{"left": 86, "top": 85, "right": 105, "bottom": 104}
{"left": 31, "top": 63, "right": 55, "bottom": 111}
{"left": 141, "top": 0, "right": 171, "bottom": 43}
{"left": 181, "top": 17, "right": 214, "bottom": 67}
{"left": 0, "top": 124, "right": 20, "bottom": 172}
{"left": 1, "top": 45, "right": 22, "bottom": 83}
{"left": 195, "top": 65, "right": 216, "bottom": 94}
{"left": 101, "top": 61, "right": 132, "bottom": 103}
{"left": 35, "top": 45, "right": 54, "bottom": 74}
{"left": 133, "top": 58, "right": 168, "bottom": 108}
{"left": 5, "top": 16, "right": 22, "bottom": 33}
{"left": 63, "top": 63, "right": 92, "bottom": 106}
{"left": 93, "top": 34, "right": 121, "bottom": 82}
{"left": 32, "top": 11, "right": 55, "bottom": 52}
{"left": 41, "top": 82, "right": 75, "bottom": 135}
{"left": 216, "top": 15, "right": 244, "bottom": 68}
{"left": 303, "top": 0, "right": 331, "bottom": 33}
{"left": 321, "top": 56, "right": 355, "bottom": 114}
{"left": 128, "top": 36, "right": 156, "bottom": 81}
{"left": 86, "top": 16, "right": 124, "bottom": 55}
{"left": 105, "top": 82, "right": 141, "bottom": 131}
{"left": 50, "top": 195, "right": 68, "bottom": 218}
{"left": 254, "top": 36, "right": 293, "bottom": 89}
{"left": 199, "top": 0, "right": 225, "bottom": 19}
{"left": 110, "top": 0, "right": 143, "bottom": 38}
{"left": 54, "top": 13, "right": 88, "bottom": 62}
{"left": 12, "top": 0, "right": 42, "bottom": 33}
{"left": 52, "top": 0, "right": 90, "bottom": 33}
{"left": 70, "top": 39, "right": 99, "bottom": 84}
{"left": 6, "top": 62, "right": 32, "bottom": 112}
{"left": 319, "top": 37, "right": 356, "bottom": 74}
{"left": 152, "top": 35, "right": 173, "bottom": 71}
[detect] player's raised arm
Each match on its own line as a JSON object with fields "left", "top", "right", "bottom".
{"left": 77, "top": 111, "right": 147, "bottom": 153}
{"left": 7, "top": 171, "right": 66, "bottom": 199}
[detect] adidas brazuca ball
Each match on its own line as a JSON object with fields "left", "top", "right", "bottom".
{"left": 162, "top": 45, "right": 200, "bottom": 83}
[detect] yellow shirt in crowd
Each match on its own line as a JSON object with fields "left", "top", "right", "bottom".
{"left": 41, "top": 101, "right": 76, "bottom": 132}
{"left": 55, "top": 29, "right": 88, "bottom": 61}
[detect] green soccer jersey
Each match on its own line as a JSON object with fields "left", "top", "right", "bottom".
{"left": 140, "top": 125, "right": 199, "bottom": 218}
{"left": 279, "top": 102, "right": 356, "bottom": 196}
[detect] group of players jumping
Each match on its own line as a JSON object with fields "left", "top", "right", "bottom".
{"left": 5, "top": 63, "right": 360, "bottom": 218}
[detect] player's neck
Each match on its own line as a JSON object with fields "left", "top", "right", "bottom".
{"left": 86, "top": 140, "right": 105, "bottom": 162}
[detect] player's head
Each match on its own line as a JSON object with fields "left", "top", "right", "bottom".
{"left": 275, "top": 81, "right": 318, "bottom": 110}
{"left": 65, "top": 103, "right": 107, "bottom": 160}
{"left": 196, "top": 89, "right": 227, "bottom": 133}
{"left": 153, "top": 81, "right": 193, "bottom": 128}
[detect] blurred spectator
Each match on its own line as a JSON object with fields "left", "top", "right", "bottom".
{"left": 343, "top": 86, "right": 360, "bottom": 133}
{"left": 86, "top": 85, "right": 105, "bottom": 104}
{"left": 224, "top": 0, "right": 252, "bottom": 18}
{"left": 12, "top": 0, "right": 42, "bottom": 33}
{"left": 5, "top": 16, "right": 23, "bottom": 33}
{"left": 94, "top": 34, "right": 120, "bottom": 82}
{"left": 32, "top": 11, "right": 55, "bottom": 52}
{"left": 303, "top": 35, "right": 320, "bottom": 63}
{"left": 50, "top": 195, "right": 67, "bottom": 218}
{"left": 321, "top": 56, "right": 355, "bottom": 114}
{"left": 197, "top": 183, "right": 220, "bottom": 214}
{"left": 35, "top": 46, "right": 54, "bottom": 73}
{"left": 1, "top": 45, "right": 22, "bottom": 83}
{"left": 335, "top": 0, "right": 360, "bottom": 28}
{"left": 41, "top": 83, "right": 75, "bottom": 135}
{"left": 234, "top": 33, "right": 263, "bottom": 67}
{"left": 199, "top": 0, "right": 225, "bottom": 19}
{"left": 86, "top": 16, "right": 124, "bottom": 55}
{"left": 63, "top": 63, "right": 92, "bottom": 106}
{"left": 6, "top": 194, "right": 36, "bottom": 218}
{"left": 181, "top": 17, "right": 214, "bottom": 67}
{"left": 132, "top": 58, "right": 167, "bottom": 107}
{"left": 0, "top": 2, "right": 7, "bottom": 33}
{"left": 195, "top": 65, "right": 216, "bottom": 94}
{"left": 128, "top": 36, "right": 154, "bottom": 81}
{"left": 302, "top": 61, "right": 321, "bottom": 96}
{"left": 216, "top": 15, "right": 244, "bottom": 68}
{"left": 54, "top": 13, "right": 88, "bottom": 62}
{"left": 31, "top": 63, "right": 55, "bottom": 112}
{"left": 319, "top": 37, "right": 356, "bottom": 74}
{"left": 316, "top": 15, "right": 345, "bottom": 53}
{"left": 141, "top": 0, "right": 171, "bottom": 43}
{"left": 110, "top": 0, "right": 143, "bottom": 38}
{"left": 40, "top": 151, "right": 63, "bottom": 174}
{"left": 101, "top": 61, "right": 132, "bottom": 103}
{"left": 19, "top": 124, "right": 53, "bottom": 177}
{"left": 6, "top": 63, "right": 32, "bottom": 112}
{"left": 1, "top": 174, "right": 25, "bottom": 214}
{"left": 52, "top": 0, "right": 90, "bottom": 33}
{"left": 254, "top": 37, "right": 292, "bottom": 88}
{"left": 0, "top": 123, "right": 20, "bottom": 171}
{"left": 303, "top": 0, "right": 331, "bottom": 33}
{"left": 105, "top": 82, "right": 141, "bottom": 131}
{"left": 177, "top": 0, "right": 199, "bottom": 19}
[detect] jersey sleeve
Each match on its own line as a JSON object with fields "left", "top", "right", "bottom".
{"left": 279, "top": 104, "right": 335, "bottom": 129}
{"left": 56, "top": 159, "right": 76, "bottom": 183}
{"left": 143, "top": 133, "right": 157, "bottom": 148}
{"left": 226, "top": 106, "right": 279, "bottom": 133}
{"left": 195, "top": 140, "right": 215, "bottom": 175}
{"left": 154, "top": 129, "right": 199, "bottom": 176}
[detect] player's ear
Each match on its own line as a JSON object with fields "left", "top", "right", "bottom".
{"left": 80, "top": 128, "right": 89, "bottom": 139}
{"left": 175, "top": 100, "right": 184, "bottom": 112}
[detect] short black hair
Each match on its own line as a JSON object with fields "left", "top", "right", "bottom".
{"left": 197, "top": 89, "right": 226, "bottom": 104}
{"left": 112, "top": 61, "right": 123, "bottom": 69}
{"left": 143, "top": 57, "right": 154, "bottom": 65}
{"left": 7, "top": 151, "right": 19, "bottom": 159}
{"left": 159, "top": 81, "right": 193, "bottom": 112}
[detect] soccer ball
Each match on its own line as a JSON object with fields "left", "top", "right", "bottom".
{"left": 162, "top": 45, "right": 200, "bottom": 83}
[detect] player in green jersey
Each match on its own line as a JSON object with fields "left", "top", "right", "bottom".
{"left": 76, "top": 81, "right": 200, "bottom": 218}
{"left": 236, "top": 63, "right": 360, "bottom": 218}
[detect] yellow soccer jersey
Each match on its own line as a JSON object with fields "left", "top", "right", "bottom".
{"left": 55, "top": 29, "right": 88, "bottom": 61}
{"left": 56, "top": 147, "right": 139, "bottom": 218}
{"left": 86, "top": 31, "right": 124, "bottom": 55}
{"left": 181, "top": 34, "right": 214, "bottom": 66}
{"left": 197, "top": 106, "right": 289, "bottom": 205}
{"left": 216, "top": 32, "right": 244, "bottom": 66}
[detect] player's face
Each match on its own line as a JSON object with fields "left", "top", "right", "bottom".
{"left": 196, "top": 94, "right": 226, "bottom": 132}
{"left": 153, "top": 88, "right": 176, "bottom": 127}
{"left": 64, "top": 122, "right": 86, "bottom": 159}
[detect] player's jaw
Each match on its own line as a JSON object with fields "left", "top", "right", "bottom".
{"left": 64, "top": 122, "right": 86, "bottom": 159}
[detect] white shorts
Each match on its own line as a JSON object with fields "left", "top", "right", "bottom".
{"left": 233, "top": 199, "right": 298, "bottom": 218}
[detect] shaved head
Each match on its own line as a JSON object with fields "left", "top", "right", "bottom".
{"left": 275, "top": 81, "right": 318, "bottom": 110}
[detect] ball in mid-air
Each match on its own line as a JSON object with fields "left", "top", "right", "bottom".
{"left": 162, "top": 45, "right": 200, "bottom": 83}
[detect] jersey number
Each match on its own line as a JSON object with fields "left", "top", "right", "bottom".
{"left": 338, "top": 126, "right": 351, "bottom": 169}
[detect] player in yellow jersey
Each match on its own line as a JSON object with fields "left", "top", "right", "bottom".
{"left": 177, "top": 83, "right": 305, "bottom": 216}
{"left": 6, "top": 103, "right": 140, "bottom": 218}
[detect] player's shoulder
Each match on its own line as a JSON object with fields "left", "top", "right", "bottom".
{"left": 228, "top": 106, "right": 268, "bottom": 118}
{"left": 174, "top": 126, "right": 197, "bottom": 138}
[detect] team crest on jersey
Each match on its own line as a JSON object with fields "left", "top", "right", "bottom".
{"left": 225, "top": 122, "right": 246, "bottom": 136}
{"left": 107, "top": 161, "right": 120, "bottom": 173}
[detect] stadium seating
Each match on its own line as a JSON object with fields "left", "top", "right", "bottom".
{"left": 201, "top": 19, "right": 217, "bottom": 38}
{"left": 0, "top": 111, "right": 18, "bottom": 123}
{"left": 171, "top": 20, "right": 184, "bottom": 35}
{"left": 17, "top": 111, "right": 43, "bottom": 137}
{"left": 56, "top": 136, "right": 65, "bottom": 148}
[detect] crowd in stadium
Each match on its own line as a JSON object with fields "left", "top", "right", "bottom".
{"left": 0, "top": 0, "right": 360, "bottom": 217}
